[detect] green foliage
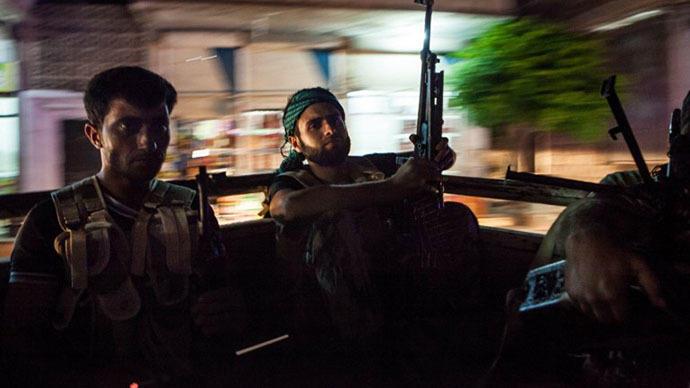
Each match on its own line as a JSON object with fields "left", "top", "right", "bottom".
{"left": 449, "top": 18, "right": 610, "bottom": 141}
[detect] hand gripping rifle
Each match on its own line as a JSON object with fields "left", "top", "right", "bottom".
{"left": 397, "top": 1, "right": 445, "bottom": 201}
{"left": 393, "top": 0, "right": 451, "bottom": 269}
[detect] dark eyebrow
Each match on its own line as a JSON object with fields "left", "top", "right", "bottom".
{"left": 306, "top": 117, "right": 323, "bottom": 127}
{"left": 113, "top": 116, "right": 142, "bottom": 125}
{"left": 115, "top": 115, "right": 169, "bottom": 124}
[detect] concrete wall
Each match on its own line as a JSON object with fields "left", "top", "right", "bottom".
{"left": 19, "top": 90, "right": 86, "bottom": 192}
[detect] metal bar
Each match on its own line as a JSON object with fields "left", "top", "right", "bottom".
{"left": 0, "top": 172, "right": 586, "bottom": 221}
{"left": 505, "top": 169, "right": 621, "bottom": 195}
{"left": 444, "top": 175, "right": 587, "bottom": 207}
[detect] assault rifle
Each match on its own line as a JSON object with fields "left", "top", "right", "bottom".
{"left": 488, "top": 80, "right": 690, "bottom": 378}
{"left": 414, "top": 0, "right": 444, "bottom": 204}
{"left": 397, "top": 0, "right": 445, "bottom": 203}
{"left": 393, "top": 0, "right": 455, "bottom": 269}
{"left": 511, "top": 75, "right": 666, "bottom": 314}
{"left": 413, "top": 0, "right": 444, "bottom": 164}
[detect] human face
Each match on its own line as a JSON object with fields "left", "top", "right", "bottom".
{"left": 86, "top": 98, "right": 170, "bottom": 183}
{"left": 290, "top": 102, "right": 350, "bottom": 166}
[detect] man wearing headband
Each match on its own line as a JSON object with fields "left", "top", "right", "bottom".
{"left": 270, "top": 86, "right": 456, "bottom": 221}
{"left": 267, "top": 87, "right": 480, "bottom": 379}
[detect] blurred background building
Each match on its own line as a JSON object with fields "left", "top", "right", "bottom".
{"left": 0, "top": 0, "right": 689, "bottom": 234}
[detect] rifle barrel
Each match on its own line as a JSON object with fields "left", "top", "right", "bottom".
{"left": 505, "top": 168, "right": 621, "bottom": 195}
{"left": 196, "top": 165, "right": 209, "bottom": 237}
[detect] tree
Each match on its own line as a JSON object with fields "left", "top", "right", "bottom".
{"left": 448, "top": 18, "right": 610, "bottom": 171}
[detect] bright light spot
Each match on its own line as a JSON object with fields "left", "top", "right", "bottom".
{"left": 0, "top": 97, "right": 18, "bottom": 115}
{"left": 346, "top": 90, "right": 381, "bottom": 97}
{"left": 192, "top": 149, "right": 211, "bottom": 158}
{"left": 592, "top": 9, "right": 665, "bottom": 32}
{"left": 373, "top": 32, "right": 426, "bottom": 52}
{"left": 244, "top": 110, "right": 282, "bottom": 115}
{"left": 130, "top": 383, "right": 139, "bottom": 388}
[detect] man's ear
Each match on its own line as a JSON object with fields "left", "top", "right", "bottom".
{"left": 288, "top": 135, "right": 302, "bottom": 154}
{"left": 84, "top": 123, "right": 102, "bottom": 149}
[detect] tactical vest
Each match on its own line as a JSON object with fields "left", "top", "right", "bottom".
{"left": 51, "top": 176, "right": 199, "bottom": 330}
{"left": 273, "top": 156, "right": 386, "bottom": 255}
{"left": 279, "top": 156, "right": 386, "bottom": 188}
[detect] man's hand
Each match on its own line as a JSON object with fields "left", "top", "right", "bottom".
{"left": 564, "top": 230, "right": 665, "bottom": 324}
{"left": 389, "top": 157, "right": 442, "bottom": 196}
{"left": 408, "top": 134, "right": 457, "bottom": 170}
{"left": 191, "top": 286, "right": 247, "bottom": 338}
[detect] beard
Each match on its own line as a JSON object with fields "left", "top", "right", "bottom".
{"left": 299, "top": 136, "right": 351, "bottom": 167}
{"left": 107, "top": 150, "right": 164, "bottom": 183}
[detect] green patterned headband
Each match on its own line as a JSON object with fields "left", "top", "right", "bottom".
{"left": 278, "top": 87, "right": 345, "bottom": 173}
{"left": 282, "top": 87, "right": 345, "bottom": 140}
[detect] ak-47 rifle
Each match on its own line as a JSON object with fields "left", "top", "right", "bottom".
{"left": 397, "top": 0, "right": 445, "bottom": 199}
{"left": 397, "top": 0, "right": 450, "bottom": 269}
{"left": 512, "top": 75, "right": 670, "bottom": 314}
{"left": 413, "top": 0, "right": 445, "bottom": 205}
{"left": 487, "top": 80, "right": 690, "bottom": 379}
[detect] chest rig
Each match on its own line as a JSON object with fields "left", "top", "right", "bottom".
{"left": 281, "top": 156, "right": 386, "bottom": 187}
{"left": 51, "top": 176, "right": 199, "bottom": 330}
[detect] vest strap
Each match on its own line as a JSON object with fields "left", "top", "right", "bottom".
{"left": 67, "top": 228, "right": 88, "bottom": 290}
{"left": 76, "top": 177, "right": 106, "bottom": 214}
{"left": 144, "top": 179, "right": 171, "bottom": 210}
{"left": 159, "top": 206, "right": 182, "bottom": 273}
{"left": 130, "top": 210, "right": 154, "bottom": 277}
{"left": 53, "top": 187, "right": 82, "bottom": 229}
{"left": 50, "top": 175, "right": 199, "bottom": 329}
{"left": 172, "top": 205, "right": 192, "bottom": 275}
{"left": 84, "top": 209, "right": 112, "bottom": 276}
{"left": 52, "top": 287, "right": 86, "bottom": 331}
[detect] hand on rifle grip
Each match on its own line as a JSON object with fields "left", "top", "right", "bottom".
{"left": 391, "top": 157, "right": 442, "bottom": 196}
{"left": 407, "top": 134, "right": 456, "bottom": 170}
{"left": 564, "top": 230, "right": 665, "bottom": 325}
{"left": 434, "top": 137, "right": 456, "bottom": 171}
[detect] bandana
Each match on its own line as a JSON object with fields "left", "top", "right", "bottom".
{"left": 282, "top": 87, "right": 345, "bottom": 140}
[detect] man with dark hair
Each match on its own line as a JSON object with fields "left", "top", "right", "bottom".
{"left": 3, "top": 66, "right": 245, "bottom": 387}
{"left": 268, "top": 87, "right": 481, "bottom": 381}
